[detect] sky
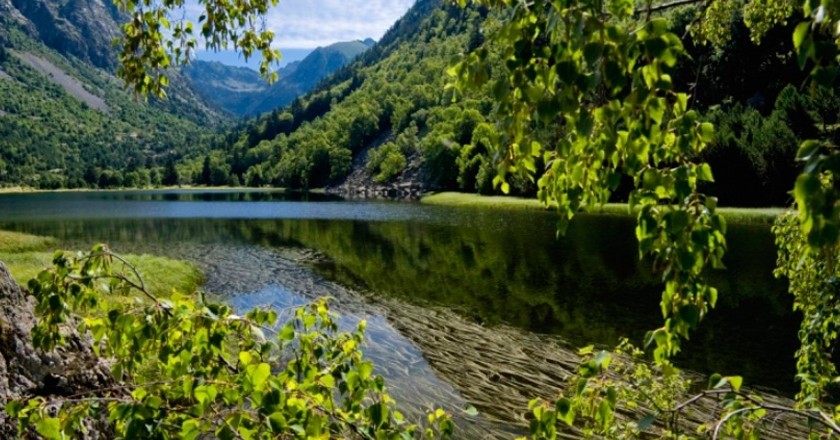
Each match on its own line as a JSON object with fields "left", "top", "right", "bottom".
{"left": 192, "top": 0, "right": 415, "bottom": 69}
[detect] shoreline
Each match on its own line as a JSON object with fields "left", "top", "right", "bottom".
{"left": 0, "top": 185, "right": 292, "bottom": 195}
{"left": 421, "top": 192, "right": 788, "bottom": 225}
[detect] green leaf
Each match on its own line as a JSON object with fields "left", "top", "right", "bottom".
{"left": 797, "top": 140, "right": 821, "bottom": 160}
{"left": 358, "top": 361, "right": 374, "bottom": 380}
{"left": 36, "top": 417, "right": 62, "bottom": 440}
{"left": 697, "top": 163, "right": 714, "bottom": 182}
{"left": 593, "top": 351, "right": 611, "bottom": 369}
{"left": 726, "top": 376, "right": 743, "bottom": 391}
{"left": 194, "top": 385, "right": 218, "bottom": 406}
{"left": 278, "top": 323, "right": 295, "bottom": 341}
{"left": 463, "top": 405, "right": 479, "bottom": 417}
{"left": 249, "top": 363, "right": 271, "bottom": 390}
{"left": 699, "top": 122, "right": 715, "bottom": 143}
{"left": 583, "top": 42, "right": 604, "bottom": 65}
{"left": 708, "top": 373, "right": 723, "bottom": 389}
{"left": 793, "top": 22, "right": 810, "bottom": 50}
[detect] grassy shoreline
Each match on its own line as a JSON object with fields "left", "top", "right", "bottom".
{"left": 0, "top": 230, "right": 202, "bottom": 296}
{"left": 421, "top": 192, "right": 788, "bottom": 225}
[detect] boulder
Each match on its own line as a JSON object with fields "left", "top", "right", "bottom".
{"left": 0, "top": 262, "right": 113, "bottom": 438}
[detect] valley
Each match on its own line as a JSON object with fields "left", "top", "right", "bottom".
{"left": 0, "top": 0, "right": 839, "bottom": 439}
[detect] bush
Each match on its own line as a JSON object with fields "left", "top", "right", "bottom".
{"left": 8, "top": 246, "right": 455, "bottom": 439}
{"left": 366, "top": 142, "right": 407, "bottom": 183}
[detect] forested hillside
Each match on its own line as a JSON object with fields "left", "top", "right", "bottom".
{"left": 204, "top": 0, "right": 494, "bottom": 192}
{"left": 184, "top": 39, "right": 375, "bottom": 117}
{"left": 209, "top": 0, "right": 840, "bottom": 207}
{"left": 0, "top": 0, "right": 223, "bottom": 189}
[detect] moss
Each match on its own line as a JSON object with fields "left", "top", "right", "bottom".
{"left": 421, "top": 192, "right": 786, "bottom": 225}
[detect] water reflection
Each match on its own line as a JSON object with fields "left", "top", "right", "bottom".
{"left": 0, "top": 191, "right": 799, "bottom": 399}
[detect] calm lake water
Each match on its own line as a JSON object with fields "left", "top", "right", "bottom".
{"left": 0, "top": 190, "right": 797, "bottom": 436}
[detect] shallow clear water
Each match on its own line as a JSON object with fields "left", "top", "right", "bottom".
{"left": 0, "top": 190, "right": 798, "bottom": 435}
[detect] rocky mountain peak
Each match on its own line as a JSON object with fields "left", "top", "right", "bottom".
{"left": 8, "top": 0, "right": 122, "bottom": 69}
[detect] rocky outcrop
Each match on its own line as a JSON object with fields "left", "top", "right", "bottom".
{"left": 8, "top": 0, "right": 121, "bottom": 70}
{"left": 0, "top": 262, "right": 114, "bottom": 438}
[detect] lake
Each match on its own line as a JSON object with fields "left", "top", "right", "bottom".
{"left": 0, "top": 190, "right": 797, "bottom": 437}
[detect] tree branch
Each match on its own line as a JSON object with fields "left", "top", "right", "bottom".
{"left": 636, "top": 0, "right": 705, "bottom": 14}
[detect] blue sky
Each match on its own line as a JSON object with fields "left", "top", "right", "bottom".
{"left": 192, "top": 0, "right": 415, "bottom": 69}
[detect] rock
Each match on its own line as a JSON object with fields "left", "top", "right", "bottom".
{"left": 8, "top": 0, "right": 122, "bottom": 70}
{"left": 0, "top": 262, "right": 114, "bottom": 438}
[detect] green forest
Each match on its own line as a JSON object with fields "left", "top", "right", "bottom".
{"left": 5, "top": 0, "right": 840, "bottom": 438}
{"left": 187, "top": 0, "right": 837, "bottom": 209}
{"left": 0, "top": 19, "right": 219, "bottom": 189}
{"left": 2, "top": 0, "right": 836, "bottom": 209}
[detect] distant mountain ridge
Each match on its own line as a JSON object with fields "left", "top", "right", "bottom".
{"left": 184, "top": 39, "right": 376, "bottom": 117}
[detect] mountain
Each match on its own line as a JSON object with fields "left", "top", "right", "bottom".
{"left": 183, "top": 39, "right": 376, "bottom": 117}
{"left": 180, "top": 61, "right": 267, "bottom": 117}
{"left": 0, "top": 0, "right": 225, "bottom": 189}
{"left": 208, "top": 0, "right": 495, "bottom": 193}
{"left": 0, "top": 0, "right": 121, "bottom": 70}
{"left": 211, "top": 0, "right": 823, "bottom": 208}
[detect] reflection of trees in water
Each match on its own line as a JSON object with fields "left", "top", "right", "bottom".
{"left": 0, "top": 212, "right": 797, "bottom": 393}
{"left": 241, "top": 215, "right": 797, "bottom": 394}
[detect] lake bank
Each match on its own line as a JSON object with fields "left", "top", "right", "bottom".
{"left": 0, "top": 230, "right": 202, "bottom": 296}
{"left": 0, "top": 186, "right": 291, "bottom": 195}
{"left": 421, "top": 192, "right": 788, "bottom": 225}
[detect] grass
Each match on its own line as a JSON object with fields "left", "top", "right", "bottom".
{"left": 0, "top": 230, "right": 203, "bottom": 297}
{"left": 421, "top": 192, "right": 788, "bottom": 225}
{"left": 0, "top": 230, "right": 57, "bottom": 253}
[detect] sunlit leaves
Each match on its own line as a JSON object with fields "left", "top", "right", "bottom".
{"left": 774, "top": 212, "right": 840, "bottom": 407}
{"left": 112, "top": 0, "right": 282, "bottom": 96}
{"left": 12, "top": 245, "right": 453, "bottom": 439}
{"left": 452, "top": 0, "right": 725, "bottom": 370}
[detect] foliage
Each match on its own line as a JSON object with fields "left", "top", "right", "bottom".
{"left": 7, "top": 245, "right": 453, "bottom": 439}
{"left": 774, "top": 208, "right": 840, "bottom": 407}
{"left": 451, "top": 0, "right": 728, "bottom": 366}
{"left": 446, "top": 0, "right": 840, "bottom": 437}
{"left": 366, "top": 143, "right": 408, "bottom": 184}
{"left": 113, "top": 0, "right": 281, "bottom": 96}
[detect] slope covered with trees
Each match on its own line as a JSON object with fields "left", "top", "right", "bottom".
{"left": 0, "top": 0, "right": 224, "bottom": 189}
{"left": 209, "top": 0, "right": 838, "bottom": 208}
{"left": 206, "top": 0, "right": 497, "bottom": 192}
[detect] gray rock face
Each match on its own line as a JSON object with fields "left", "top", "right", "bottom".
{"left": 0, "top": 262, "right": 114, "bottom": 438}
{"left": 8, "top": 0, "right": 121, "bottom": 70}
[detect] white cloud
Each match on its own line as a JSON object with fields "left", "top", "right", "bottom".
{"left": 182, "top": 0, "right": 415, "bottom": 50}
{"left": 266, "top": 0, "right": 416, "bottom": 48}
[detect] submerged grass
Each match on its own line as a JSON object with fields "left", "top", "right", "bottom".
{"left": 421, "top": 192, "right": 787, "bottom": 225}
{"left": 0, "top": 230, "right": 202, "bottom": 297}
